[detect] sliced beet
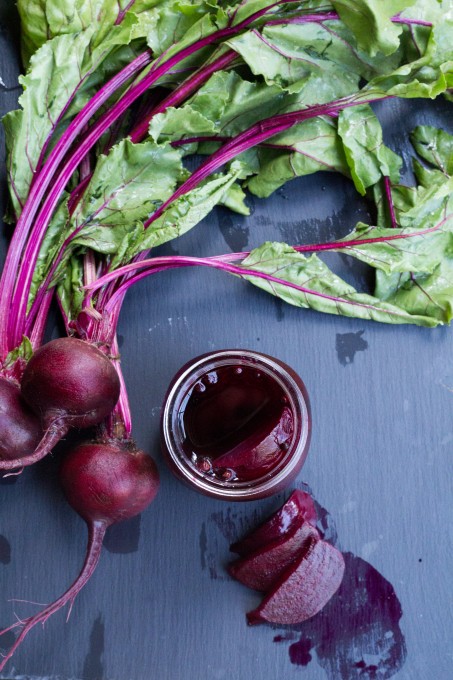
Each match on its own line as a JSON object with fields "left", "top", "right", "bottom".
{"left": 228, "top": 520, "right": 319, "bottom": 592}
{"left": 246, "top": 538, "right": 345, "bottom": 625}
{"left": 230, "top": 489, "right": 317, "bottom": 556}
{"left": 212, "top": 406, "right": 293, "bottom": 481}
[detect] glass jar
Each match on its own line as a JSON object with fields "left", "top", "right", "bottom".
{"left": 160, "top": 350, "right": 311, "bottom": 501}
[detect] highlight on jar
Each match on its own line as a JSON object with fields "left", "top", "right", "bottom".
{"left": 160, "top": 350, "right": 311, "bottom": 501}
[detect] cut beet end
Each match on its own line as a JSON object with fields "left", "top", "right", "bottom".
{"left": 230, "top": 489, "right": 317, "bottom": 556}
{"left": 228, "top": 520, "right": 319, "bottom": 592}
{"left": 212, "top": 406, "right": 293, "bottom": 481}
{"left": 246, "top": 538, "right": 345, "bottom": 625}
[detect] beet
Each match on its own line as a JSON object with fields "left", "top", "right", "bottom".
{"left": 21, "top": 337, "right": 120, "bottom": 428}
{"left": 0, "top": 438, "right": 159, "bottom": 670}
{"left": 228, "top": 519, "right": 319, "bottom": 592}
{"left": 230, "top": 489, "right": 317, "bottom": 556}
{"left": 0, "top": 378, "right": 42, "bottom": 462}
{"left": 60, "top": 439, "right": 159, "bottom": 524}
{"left": 246, "top": 537, "right": 345, "bottom": 625}
{"left": 0, "top": 337, "right": 120, "bottom": 471}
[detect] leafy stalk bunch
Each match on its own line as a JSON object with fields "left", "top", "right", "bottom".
{"left": 0, "top": 0, "right": 451, "bottom": 465}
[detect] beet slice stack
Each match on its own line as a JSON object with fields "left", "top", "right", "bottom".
{"left": 228, "top": 490, "right": 345, "bottom": 625}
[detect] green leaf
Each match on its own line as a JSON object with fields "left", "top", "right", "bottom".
{"left": 3, "top": 336, "right": 34, "bottom": 371}
{"left": 334, "top": 212, "right": 453, "bottom": 275}
{"left": 375, "top": 261, "right": 453, "bottom": 324}
{"left": 151, "top": 70, "right": 286, "bottom": 142}
{"left": 410, "top": 125, "right": 453, "bottom": 175}
{"left": 71, "top": 138, "right": 185, "bottom": 231}
{"left": 331, "top": 0, "right": 416, "bottom": 56}
{"left": 29, "top": 197, "right": 71, "bottom": 304}
{"left": 238, "top": 241, "right": 438, "bottom": 326}
{"left": 16, "top": 0, "right": 160, "bottom": 63}
{"left": 245, "top": 116, "right": 350, "bottom": 198}
{"left": 338, "top": 104, "right": 402, "bottom": 195}
{"left": 29, "top": 139, "right": 185, "bottom": 302}
{"left": 16, "top": 0, "right": 48, "bottom": 65}
{"left": 3, "top": 29, "right": 94, "bottom": 219}
{"left": 226, "top": 25, "right": 360, "bottom": 98}
{"left": 145, "top": 1, "right": 219, "bottom": 56}
{"left": 3, "top": 15, "right": 152, "bottom": 220}
{"left": 148, "top": 105, "right": 218, "bottom": 143}
{"left": 217, "top": 182, "right": 250, "bottom": 215}
{"left": 56, "top": 254, "right": 85, "bottom": 321}
{"left": 136, "top": 160, "right": 250, "bottom": 250}
{"left": 366, "top": 19, "right": 453, "bottom": 99}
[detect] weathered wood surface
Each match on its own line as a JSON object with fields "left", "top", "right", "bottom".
{"left": 0, "top": 3, "right": 452, "bottom": 678}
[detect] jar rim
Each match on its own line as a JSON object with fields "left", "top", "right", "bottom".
{"left": 161, "top": 349, "right": 311, "bottom": 501}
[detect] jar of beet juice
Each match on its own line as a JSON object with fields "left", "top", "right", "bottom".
{"left": 160, "top": 350, "right": 311, "bottom": 501}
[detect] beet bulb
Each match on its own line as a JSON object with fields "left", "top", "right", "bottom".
{"left": 0, "top": 438, "right": 159, "bottom": 671}
{"left": 60, "top": 439, "right": 159, "bottom": 524}
{"left": 0, "top": 337, "right": 121, "bottom": 470}
{"left": 0, "top": 377, "right": 42, "bottom": 462}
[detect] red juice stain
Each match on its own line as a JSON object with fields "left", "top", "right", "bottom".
{"left": 285, "top": 552, "right": 406, "bottom": 678}
{"left": 219, "top": 483, "right": 406, "bottom": 679}
{"left": 181, "top": 365, "right": 293, "bottom": 482}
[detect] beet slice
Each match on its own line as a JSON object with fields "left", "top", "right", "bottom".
{"left": 246, "top": 538, "right": 345, "bottom": 625}
{"left": 228, "top": 520, "right": 319, "bottom": 592}
{"left": 212, "top": 406, "right": 293, "bottom": 481}
{"left": 230, "top": 489, "right": 317, "bottom": 556}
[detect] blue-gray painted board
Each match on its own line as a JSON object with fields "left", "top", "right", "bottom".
{"left": 0, "top": 3, "right": 452, "bottom": 679}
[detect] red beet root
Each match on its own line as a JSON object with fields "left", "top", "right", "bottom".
{"left": 228, "top": 519, "right": 319, "bottom": 592}
{"left": 60, "top": 439, "right": 159, "bottom": 524}
{"left": 0, "top": 378, "right": 42, "bottom": 462}
{"left": 0, "top": 438, "right": 159, "bottom": 671}
{"left": 246, "top": 537, "right": 345, "bottom": 625}
{"left": 230, "top": 489, "right": 317, "bottom": 556}
{"left": 0, "top": 337, "right": 121, "bottom": 471}
{"left": 21, "top": 337, "right": 120, "bottom": 429}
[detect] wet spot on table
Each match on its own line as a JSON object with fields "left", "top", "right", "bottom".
{"left": 336, "top": 330, "right": 368, "bottom": 366}
{"left": 218, "top": 211, "right": 249, "bottom": 252}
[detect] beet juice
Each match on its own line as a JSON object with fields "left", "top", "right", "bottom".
{"left": 161, "top": 350, "right": 311, "bottom": 501}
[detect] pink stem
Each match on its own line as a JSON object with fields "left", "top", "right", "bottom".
{"left": 142, "top": 96, "right": 363, "bottom": 230}
{"left": 106, "top": 330, "right": 133, "bottom": 439}
{"left": 384, "top": 176, "right": 398, "bottom": 228}
{"left": 85, "top": 210, "right": 450, "bottom": 313}
{"left": 129, "top": 48, "right": 238, "bottom": 143}
{"left": 266, "top": 11, "right": 432, "bottom": 27}
{"left": 0, "top": 51, "right": 152, "bottom": 357}
{"left": 28, "top": 289, "right": 53, "bottom": 350}
{"left": 82, "top": 253, "right": 417, "bottom": 323}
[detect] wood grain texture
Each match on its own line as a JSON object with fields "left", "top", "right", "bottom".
{"left": 1, "top": 3, "right": 452, "bottom": 678}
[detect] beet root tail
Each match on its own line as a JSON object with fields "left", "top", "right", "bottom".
{"left": 0, "top": 418, "right": 69, "bottom": 471}
{"left": 0, "top": 521, "right": 105, "bottom": 671}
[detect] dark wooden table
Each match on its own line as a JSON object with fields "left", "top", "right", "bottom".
{"left": 1, "top": 3, "right": 452, "bottom": 678}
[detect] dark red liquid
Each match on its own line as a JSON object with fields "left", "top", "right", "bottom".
{"left": 180, "top": 365, "right": 294, "bottom": 483}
